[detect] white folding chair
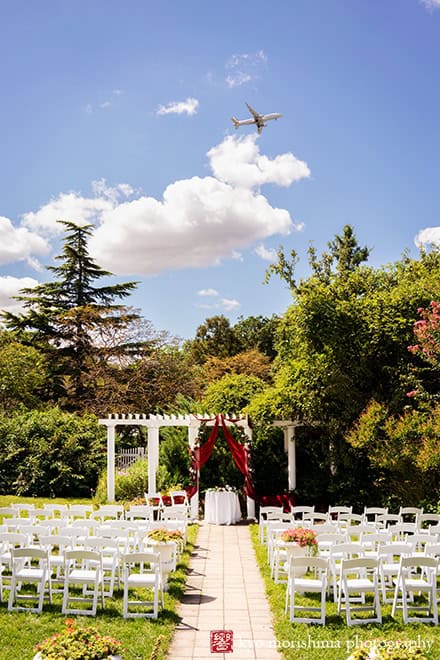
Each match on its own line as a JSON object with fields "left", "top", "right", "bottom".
{"left": 8, "top": 547, "right": 52, "bottom": 613}
{"left": 328, "top": 505, "right": 352, "bottom": 522}
{"left": 291, "top": 505, "right": 315, "bottom": 521}
{"left": 86, "top": 537, "right": 119, "bottom": 597}
{"left": 92, "top": 504, "right": 124, "bottom": 523}
{"left": 399, "top": 507, "right": 423, "bottom": 525}
{"left": 126, "top": 505, "right": 154, "bottom": 522}
{"left": 38, "top": 534, "right": 73, "bottom": 592}
{"left": 328, "top": 542, "right": 365, "bottom": 602}
{"left": 392, "top": 555, "right": 438, "bottom": 624}
{"left": 338, "top": 557, "right": 382, "bottom": 625}
{"left": 122, "top": 551, "right": 163, "bottom": 618}
{"left": 62, "top": 549, "right": 104, "bottom": 616}
{"left": 418, "top": 513, "right": 440, "bottom": 531}
{"left": 377, "top": 542, "right": 413, "bottom": 603}
{"left": 67, "top": 504, "right": 94, "bottom": 521}
{"left": 258, "top": 506, "right": 285, "bottom": 543}
{"left": 363, "top": 507, "right": 388, "bottom": 524}
{"left": 285, "top": 556, "right": 328, "bottom": 625}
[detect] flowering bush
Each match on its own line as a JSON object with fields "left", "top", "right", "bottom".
{"left": 347, "top": 643, "right": 426, "bottom": 659}
{"left": 146, "top": 528, "right": 184, "bottom": 543}
{"left": 408, "top": 300, "right": 440, "bottom": 367}
{"left": 34, "top": 619, "right": 124, "bottom": 659}
{"left": 280, "top": 527, "right": 318, "bottom": 551}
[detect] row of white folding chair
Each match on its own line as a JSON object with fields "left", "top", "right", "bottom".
{"left": 284, "top": 552, "right": 382, "bottom": 627}
{"left": 285, "top": 549, "right": 439, "bottom": 626}
{"left": 6, "top": 544, "right": 164, "bottom": 618}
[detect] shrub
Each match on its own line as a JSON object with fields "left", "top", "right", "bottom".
{"left": 0, "top": 407, "right": 105, "bottom": 497}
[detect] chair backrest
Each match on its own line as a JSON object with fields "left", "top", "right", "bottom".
{"left": 419, "top": 513, "right": 440, "bottom": 529}
{"left": 65, "top": 548, "right": 101, "bottom": 563}
{"left": 122, "top": 550, "right": 161, "bottom": 572}
{"left": 169, "top": 490, "right": 189, "bottom": 506}
{"left": 341, "top": 556, "right": 379, "bottom": 572}
{"left": 378, "top": 542, "right": 413, "bottom": 561}
{"left": 291, "top": 506, "right": 315, "bottom": 520}
{"left": 399, "top": 555, "right": 437, "bottom": 570}
{"left": 288, "top": 555, "right": 328, "bottom": 571}
{"left": 145, "top": 493, "right": 164, "bottom": 507}
{"left": 376, "top": 513, "right": 401, "bottom": 528}
{"left": 11, "top": 546, "right": 48, "bottom": 561}
{"left": 363, "top": 507, "right": 388, "bottom": 522}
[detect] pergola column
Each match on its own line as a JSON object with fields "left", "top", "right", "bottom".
{"left": 243, "top": 424, "right": 255, "bottom": 520}
{"left": 188, "top": 421, "right": 200, "bottom": 521}
{"left": 106, "top": 424, "right": 116, "bottom": 502}
{"left": 285, "top": 425, "right": 296, "bottom": 491}
{"left": 147, "top": 424, "right": 160, "bottom": 494}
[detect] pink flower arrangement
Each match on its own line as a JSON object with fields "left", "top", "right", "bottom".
{"left": 280, "top": 527, "right": 318, "bottom": 549}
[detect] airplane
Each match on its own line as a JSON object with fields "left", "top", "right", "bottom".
{"left": 231, "top": 102, "right": 282, "bottom": 134}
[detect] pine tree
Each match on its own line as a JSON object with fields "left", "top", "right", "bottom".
{"left": 3, "top": 221, "right": 141, "bottom": 409}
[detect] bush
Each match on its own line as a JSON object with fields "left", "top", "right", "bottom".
{"left": 94, "top": 458, "right": 171, "bottom": 504}
{"left": 0, "top": 407, "right": 105, "bottom": 497}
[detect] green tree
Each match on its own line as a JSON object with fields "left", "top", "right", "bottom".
{"left": 185, "top": 315, "right": 239, "bottom": 364}
{"left": 233, "top": 314, "right": 279, "bottom": 359}
{"left": 0, "top": 333, "right": 48, "bottom": 411}
{"left": 3, "top": 221, "right": 141, "bottom": 410}
{"left": 251, "top": 230, "right": 440, "bottom": 506}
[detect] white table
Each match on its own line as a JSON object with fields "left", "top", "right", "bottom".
{"left": 204, "top": 491, "right": 241, "bottom": 525}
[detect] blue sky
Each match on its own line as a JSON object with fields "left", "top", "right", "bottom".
{"left": 1, "top": 0, "right": 440, "bottom": 339}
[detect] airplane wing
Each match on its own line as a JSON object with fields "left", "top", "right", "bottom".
{"left": 246, "top": 103, "right": 260, "bottom": 120}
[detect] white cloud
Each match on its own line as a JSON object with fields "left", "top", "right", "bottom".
{"left": 19, "top": 135, "right": 310, "bottom": 277}
{"left": 85, "top": 89, "right": 124, "bottom": 114}
{"left": 22, "top": 179, "right": 134, "bottom": 235}
{"left": 255, "top": 244, "right": 277, "bottom": 261}
{"left": 225, "top": 50, "right": 267, "bottom": 87}
{"left": 198, "top": 288, "right": 219, "bottom": 297}
{"left": 0, "top": 216, "right": 50, "bottom": 266}
{"left": 22, "top": 192, "right": 113, "bottom": 234}
{"left": 0, "top": 276, "right": 39, "bottom": 315}
{"left": 414, "top": 226, "right": 440, "bottom": 247}
{"left": 156, "top": 97, "right": 199, "bottom": 116}
{"left": 88, "top": 174, "right": 293, "bottom": 274}
{"left": 220, "top": 297, "right": 240, "bottom": 311}
{"left": 226, "top": 73, "right": 252, "bottom": 88}
{"left": 195, "top": 295, "right": 241, "bottom": 313}
{"left": 420, "top": 0, "right": 440, "bottom": 9}
{"left": 208, "top": 134, "right": 311, "bottom": 189}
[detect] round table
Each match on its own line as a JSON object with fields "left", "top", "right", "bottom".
{"left": 204, "top": 490, "right": 241, "bottom": 525}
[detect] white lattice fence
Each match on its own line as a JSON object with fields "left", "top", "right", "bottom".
{"left": 117, "top": 447, "right": 146, "bottom": 471}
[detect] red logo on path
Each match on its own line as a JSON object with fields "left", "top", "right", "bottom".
{"left": 210, "top": 630, "right": 233, "bottom": 653}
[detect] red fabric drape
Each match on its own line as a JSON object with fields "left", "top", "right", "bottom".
{"left": 187, "top": 414, "right": 255, "bottom": 500}
{"left": 220, "top": 416, "right": 256, "bottom": 500}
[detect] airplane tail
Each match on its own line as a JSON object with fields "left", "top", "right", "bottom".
{"left": 231, "top": 116, "right": 240, "bottom": 128}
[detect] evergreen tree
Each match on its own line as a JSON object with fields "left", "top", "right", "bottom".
{"left": 3, "top": 221, "right": 141, "bottom": 409}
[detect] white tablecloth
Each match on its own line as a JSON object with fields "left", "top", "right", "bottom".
{"left": 204, "top": 491, "right": 241, "bottom": 525}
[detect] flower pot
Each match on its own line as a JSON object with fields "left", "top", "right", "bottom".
{"left": 146, "top": 540, "right": 177, "bottom": 589}
{"left": 282, "top": 542, "right": 311, "bottom": 577}
{"left": 34, "top": 655, "right": 122, "bottom": 660}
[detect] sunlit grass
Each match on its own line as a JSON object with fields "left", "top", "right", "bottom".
{"left": 250, "top": 524, "right": 440, "bottom": 660}
{"left": 0, "top": 498, "right": 198, "bottom": 660}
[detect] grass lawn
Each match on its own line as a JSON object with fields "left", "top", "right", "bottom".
{"left": 0, "top": 496, "right": 198, "bottom": 660}
{"left": 250, "top": 524, "right": 440, "bottom": 660}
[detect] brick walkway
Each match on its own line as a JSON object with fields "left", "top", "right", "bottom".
{"left": 167, "top": 522, "right": 281, "bottom": 659}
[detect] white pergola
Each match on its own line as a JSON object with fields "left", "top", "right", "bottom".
{"left": 98, "top": 413, "right": 299, "bottom": 519}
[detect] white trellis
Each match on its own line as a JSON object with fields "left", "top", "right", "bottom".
{"left": 98, "top": 413, "right": 255, "bottom": 520}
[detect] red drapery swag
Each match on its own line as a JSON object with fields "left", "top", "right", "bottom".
{"left": 187, "top": 414, "right": 256, "bottom": 500}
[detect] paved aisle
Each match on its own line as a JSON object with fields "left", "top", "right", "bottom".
{"left": 167, "top": 522, "right": 281, "bottom": 660}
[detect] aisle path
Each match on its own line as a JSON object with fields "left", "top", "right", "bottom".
{"left": 167, "top": 522, "right": 281, "bottom": 660}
